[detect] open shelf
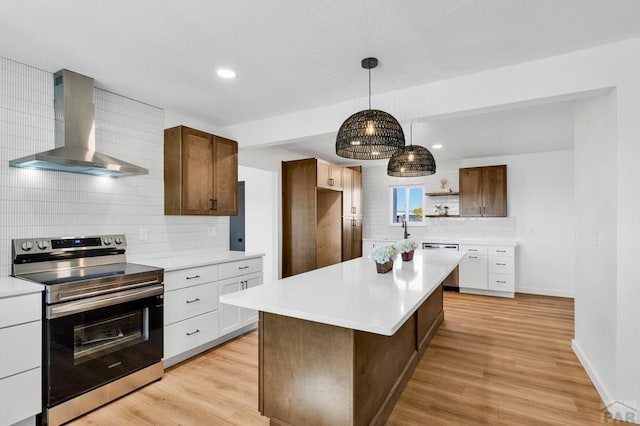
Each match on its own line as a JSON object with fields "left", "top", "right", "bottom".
{"left": 425, "top": 191, "right": 459, "bottom": 196}
{"left": 425, "top": 214, "right": 460, "bottom": 218}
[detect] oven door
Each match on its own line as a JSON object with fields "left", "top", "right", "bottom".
{"left": 44, "top": 285, "right": 163, "bottom": 407}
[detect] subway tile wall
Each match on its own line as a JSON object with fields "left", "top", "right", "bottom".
{"left": 0, "top": 57, "right": 228, "bottom": 273}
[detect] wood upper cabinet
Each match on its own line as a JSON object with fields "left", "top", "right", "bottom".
{"left": 342, "top": 167, "right": 362, "bottom": 217}
{"left": 164, "top": 125, "right": 238, "bottom": 216}
{"left": 459, "top": 165, "right": 507, "bottom": 217}
{"left": 317, "top": 159, "right": 343, "bottom": 190}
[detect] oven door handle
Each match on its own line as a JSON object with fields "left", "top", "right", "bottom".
{"left": 57, "top": 280, "right": 162, "bottom": 302}
{"left": 47, "top": 284, "right": 164, "bottom": 319}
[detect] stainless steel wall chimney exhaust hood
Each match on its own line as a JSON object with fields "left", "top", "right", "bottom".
{"left": 9, "top": 69, "right": 149, "bottom": 178}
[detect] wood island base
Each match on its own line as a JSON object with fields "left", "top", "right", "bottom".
{"left": 258, "top": 285, "right": 444, "bottom": 426}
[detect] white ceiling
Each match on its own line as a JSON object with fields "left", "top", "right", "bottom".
{"left": 273, "top": 100, "right": 576, "bottom": 166}
{"left": 1, "top": 0, "right": 640, "bottom": 128}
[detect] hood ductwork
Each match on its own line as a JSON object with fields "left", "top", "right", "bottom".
{"left": 9, "top": 69, "right": 148, "bottom": 178}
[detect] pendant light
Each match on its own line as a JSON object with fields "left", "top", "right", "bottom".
{"left": 335, "top": 57, "right": 405, "bottom": 159}
{"left": 387, "top": 122, "right": 436, "bottom": 177}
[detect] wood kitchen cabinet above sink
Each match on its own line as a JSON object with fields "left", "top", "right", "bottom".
{"left": 164, "top": 125, "right": 238, "bottom": 216}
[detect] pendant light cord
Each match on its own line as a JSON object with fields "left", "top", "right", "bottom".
{"left": 368, "top": 68, "right": 372, "bottom": 110}
{"left": 410, "top": 122, "right": 413, "bottom": 146}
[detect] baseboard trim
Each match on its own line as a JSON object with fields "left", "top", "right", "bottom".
{"left": 571, "top": 339, "right": 639, "bottom": 424}
{"left": 517, "top": 287, "right": 574, "bottom": 298}
{"left": 459, "top": 288, "right": 514, "bottom": 298}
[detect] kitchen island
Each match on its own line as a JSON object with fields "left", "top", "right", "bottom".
{"left": 220, "top": 249, "right": 465, "bottom": 426}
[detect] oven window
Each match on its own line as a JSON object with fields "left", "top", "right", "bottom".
{"left": 73, "top": 308, "right": 149, "bottom": 365}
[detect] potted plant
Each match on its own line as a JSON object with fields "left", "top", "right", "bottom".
{"left": 397, "top": 239, "right": 419, "bottom": 261}
{"left": 433, "top": 204, "right": 449, "bottom": 216}
{"left": 368, "top": 244, "right": 398, "bottom": 274}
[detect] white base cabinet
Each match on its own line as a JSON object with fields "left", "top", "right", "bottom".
{"left": 220, "top": 272, "right": 262, "bottom": 335}
{"left": 460, "top": 244, "right": 515, "bottom": 297}
{"left": 0, "top": 292, "right": 42, "bottom": 426}
{"left": 162, "top": 256, "right": 263, "bottom": 367}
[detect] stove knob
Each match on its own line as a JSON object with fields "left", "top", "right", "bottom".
{"left": 114, "top": 237, "right": 123, "bottom": 245}
{"left": 37, "top": 240, "right": 49, "bottom": 250}
{"left": 21, "top": 241, "right": 33, "bottom": 251}
{"left": 103, "top": 237, "right": 113, "bottom": 245}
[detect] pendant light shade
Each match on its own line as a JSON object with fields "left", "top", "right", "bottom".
{"left": 387, "top": 122, "right": 437, "bottom": 177}
{"left": 336, "top": 58, "right": 405, "bottom": 160}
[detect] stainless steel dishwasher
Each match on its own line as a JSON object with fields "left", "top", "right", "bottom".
{"left": 422, "top": 242, "right": 460, "bottom": 291}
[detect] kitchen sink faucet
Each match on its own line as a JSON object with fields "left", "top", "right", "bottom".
{"left": 402, "top": 218, "right": 410, "bottom": 239}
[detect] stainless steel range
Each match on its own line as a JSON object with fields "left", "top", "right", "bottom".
{"left": 12, "top": 234, "right": 164, "bottom": 426}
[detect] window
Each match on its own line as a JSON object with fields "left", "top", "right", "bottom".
{"left": 390, "top": 185, "right": 425, "bottom": 225}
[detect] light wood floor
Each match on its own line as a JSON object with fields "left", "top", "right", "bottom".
{"left": 70, "top": 293, "right": 617, "bottom": 425}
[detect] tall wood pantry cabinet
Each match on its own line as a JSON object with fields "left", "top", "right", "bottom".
{"left": 342, "top": 167, "right": 363, "bottom": 261}
{"left": 282, "top": 158, "right": 363, "bottom": 278}
{"left": 459, "top": 165, "right": 507, "bottom": 217}
{"left": 164, "top": 125, "right": 238, "bottom": 216}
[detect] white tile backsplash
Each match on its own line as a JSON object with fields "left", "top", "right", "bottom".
{"left": 0, "top": 57, "right": 229, "bottom": 273}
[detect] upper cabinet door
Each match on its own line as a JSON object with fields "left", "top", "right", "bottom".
{"left": 212, "top": 136, "right": 238, "bottom": 216}
{"left": 482, "top": 165, "right": 507, "bottom": 217}
{"left": 459, "top": 167, "right": 483, "bottom": 217}
{"left": 182, "top": 127, "right": 214, "bottom": 215}
{"left": 316, "top": 159, "right": 343, "bottom": 190}
{"left": 342, "top": 168, "right": 353, "bottom": 216}
{"left": 164, "top": 125, "right": 238, "bottom": 216}
{"left": 352, "top": 169, "right": 362, "bottom": 216}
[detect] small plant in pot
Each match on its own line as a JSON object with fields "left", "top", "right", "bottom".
{"left": 397, "top": 239, "right": 419, "bottom": 261}
{"left": 368, "top": 244, "right": 398, "bottom": 274}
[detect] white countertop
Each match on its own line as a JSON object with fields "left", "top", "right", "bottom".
{"left": 129, "top": 250, "right": 264, "bottom": 272}
{"left": 0, "top": 276, "right": 44, "bottom": 299}
{"left": 220, "top": 249, "right": 464, "bottom": 336}
{"left": 363, "top": 237, "right": 517, "bottom": 247}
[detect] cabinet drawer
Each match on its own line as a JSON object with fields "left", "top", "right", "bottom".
{"left": 0, "top": 367, "right": 41, "bottom": 426}
{"left": 0, "top": 293, "right": 41, "bottom": 329}
{"left": 164, "top": 310, "right": 220, "bottom": 359}
{"left": 164, "top": 265, "right": 219, "bottom": 291}
{"left": 218, "top": 258, "right": 263, "bottom": 280}
{"left": 488, "top": 274, "right": 515, "bottom": 292}
{"left": 164, "top": 283, "right": 219, "bottom": 326}
{"left": 0, "top": 321, "right": 41, "bottom": 380}
{"left": 488, "top": 256, "right": 514, "bottom": 274}
{"left": 459, "top": 245, "right": 488, "bottom": 256}
{"left": 489, "top": 246, "right": 515, "bottom": 257}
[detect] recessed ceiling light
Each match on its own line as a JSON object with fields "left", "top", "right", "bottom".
{"left": 432, "top": 144, "right": 443, "bottom": 149}
{"left": 217, "top": 69, "right": 236, "bottom": 79}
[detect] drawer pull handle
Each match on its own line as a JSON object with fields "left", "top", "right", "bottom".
{"left": 468, "top": 256, "right": 478, "bottom": 259}
{"left": 186, "top": 298, "right": 201, "bottom": 304}
{"left": 186, "top": 329, "right": 201, "bottom": 336}
{"left": 468, "top": 249, "right": 477, "bottom": 251}
{"left": 496, "top": 263, "right": 506, "bottom": 266}
{"left": 496, "top": 250, "right": 507, "bottom": 253}
{"left": 496, "top": 280, "right": 507, "bottom": 284}
{"left": 186, "top": 275, "right": 201, "bottom": 280}
{"left": 238, "top": 266, "right": 250, "bottom": 270}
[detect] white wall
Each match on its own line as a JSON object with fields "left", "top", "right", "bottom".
{"left": 238, "top": 166, "right": 278, "bottom": 284}
{"left": 0, "top": 57, "right": 229, "bottom": 273}
{"left": 573, "top": 93, "right": 618, "bottom": 406}
{"left": 462, "top": 150, "right": 575, "bottom": 297}
{"left": 362, "top": 150, "right": 574, "bottom": 297}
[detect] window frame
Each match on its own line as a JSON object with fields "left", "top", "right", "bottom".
{"left": 388, "top": 184, "right": 426, "bottom": 226}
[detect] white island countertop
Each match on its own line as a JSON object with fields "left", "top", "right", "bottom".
{"left": 220, "top": 249, "right": 464, "bottom": 336}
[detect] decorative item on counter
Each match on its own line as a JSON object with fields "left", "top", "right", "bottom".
{"left": 434, "top": 204, "right": 449, "bottom": 216}
{"left": 368, "top": 244, "right": 398, "bottom": 274}
{"left": 397, "top": 239, "right": 418, "bottom": 261}
{"left": 440, "top": 178, "right": 448, "bottom": 190}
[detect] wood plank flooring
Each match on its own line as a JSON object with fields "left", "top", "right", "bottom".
{"left": 70, "top": 293, "right": 617, "bottom": 425}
